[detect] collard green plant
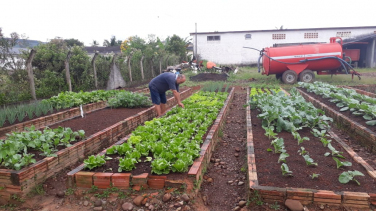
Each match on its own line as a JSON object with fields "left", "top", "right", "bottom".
{"left": 333, "top": 157, "right": 352, "bottom": 169}
{"left": 310, "top": 173, "right": 320, "bottom": 179}
{"left": 281, "top": 163, "right": 293, "bottom": 176}
{"left": 339, "top": 170, "right": 364, "bottom": 185}
{"left": 302, "top": 154, "right": 318, "bottom": 166}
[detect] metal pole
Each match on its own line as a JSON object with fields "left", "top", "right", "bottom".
{"left": 195, "top": 23, "right": 198, "bottom": 60}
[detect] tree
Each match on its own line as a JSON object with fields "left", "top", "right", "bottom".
{"left": 165, "top": 34, "right": 189, "bottom": 62}
{"left": 0, "top": 29, "right": 28, "bottom": 72}
{"left": 64, "top": 38, "right": 84, "bottom": 47}
{"left": 91, "top": 40, "right": 99, "bottom": 46}
{"left": 104, "top": 36, "right": 122, "bottom": 47}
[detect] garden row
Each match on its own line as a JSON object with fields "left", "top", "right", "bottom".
{"left": 298, "top": 82, "right": 376, "bottom": 153}
{"left": 0, "top": 88, "right": 149, "bottom": 137}
{"left": 0, "top": 88, "right": 192, "bottom": 204}
{"left": 66, "top": 88, "right": 235, "bottom": 196}
{"left": 246, "top": 86, "right": 376, "bottom": 209}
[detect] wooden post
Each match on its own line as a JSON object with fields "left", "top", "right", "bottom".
{"left": 127, "top": 52, "right": 133, "bottom": 82}
{"left": 140, "top": 54, "right": 144, "bottom": 80}
{"left": 26, "top": 49, "right": 37, "bottom": 100}
{"left": 65, "top": 50, "right": 72, "bottom": 91}
{"left": 91, "top": 51, "right": 98, "bottom": 89}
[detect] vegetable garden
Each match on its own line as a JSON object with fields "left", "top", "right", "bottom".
{"left": 1, "top": 77, "right": 376, "bottom": 210}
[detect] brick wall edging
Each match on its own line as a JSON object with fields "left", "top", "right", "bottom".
{"left": 246, "top": 88, "right": 376, "bottom": 209}
{"left": 0, "top": 89, "right": 193, "bottom": 202}
{"left": 67, "top": 88, "right": 235, "bottom": 196}
{"left": 297, "top": 89, "right": 376, "bottom": 153}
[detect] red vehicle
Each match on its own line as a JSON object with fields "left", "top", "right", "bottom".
{"left": 254, "top": 37, "right": 360, "bottom": 84}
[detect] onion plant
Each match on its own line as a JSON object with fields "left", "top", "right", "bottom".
{"left": 0, "top": 109, "right": 6, "bottom": 127}
{"left": 6, "top": 107, "right": 17, "bottom": 124}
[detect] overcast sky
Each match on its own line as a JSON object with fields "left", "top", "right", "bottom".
{"left": 1, "top": 0, "right": 375, "bottom": 46}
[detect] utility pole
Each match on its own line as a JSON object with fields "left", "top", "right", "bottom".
{"left": 195, "top": 23, "right": 198, "bottom": 60}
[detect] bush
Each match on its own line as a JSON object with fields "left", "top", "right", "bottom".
{"left": 107, "top": 91, "right": 151, "bottom": 108}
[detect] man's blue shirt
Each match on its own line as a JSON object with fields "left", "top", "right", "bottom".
{"left": 149, "top": 72, "right": 179, "bottom": 93}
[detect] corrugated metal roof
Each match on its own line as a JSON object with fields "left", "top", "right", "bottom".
{"left": 190, "top": 26, "right": 376, "bottom": 35}
{"left": 343, "top": 33, "right": 376, "bottom": 46}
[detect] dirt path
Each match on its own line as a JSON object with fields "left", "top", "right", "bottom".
{"left": 198, "top": 88, "right": 249, "bottom": 211}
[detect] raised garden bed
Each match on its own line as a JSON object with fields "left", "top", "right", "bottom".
{"left": 0, "top": 89, "right": 193, "bottom": 203}
{"left": 0, "top": 89, "right": 149, "bottom": 138}
{"left": 66, "top": 88, "right": 235, "bottom": 197}
{"left": 341, "top": 85, "right": 376, "bottom": 98}
{"left": 297, "top": 87, "right": 376, "bottom": 153}
{"left": 246, "top": 88, "right": 376, "bottom": 209}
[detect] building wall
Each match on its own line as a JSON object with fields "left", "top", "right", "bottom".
{"left": 193, "top": 27, "right": 376, "bottom": 65}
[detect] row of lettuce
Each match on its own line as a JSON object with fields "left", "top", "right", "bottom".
{"left": 299, "top": 81, "right": 376, "bottom": 126}
{"left": 249, "top": 87, "right": 365, "bottom": 185}
{"left": 84, "top": 91, "right": 229, "bottom": 175}
{"left": 0, "top": 89, "right": 150, "bottom": 127}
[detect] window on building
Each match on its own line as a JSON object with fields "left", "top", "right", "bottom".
{"left": 272, "top": 34, "right": 286, "bottom": 40}
{"left": 304, "top": 33, "right": 318, "bottom": 39}
{"left": 207, "top": 36, "right": 220, "bottom": 41}
{"left": 336, "top": 31, "right": 351, "bottom": 38}
{"left": 245, "top": 34, "right": 252, "bottom": 39}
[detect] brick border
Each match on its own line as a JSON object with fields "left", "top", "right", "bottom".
{"left": 340, "top": 85, "right": 376, "bottom": 98}
{"left": 297, "top": 88, "right": 376, "bottom": 153}
{"left": 246, "top": 88, "right": 376, "bottom": 209}
{"left": 67, "top": 88, "right": 235, "bottom": 196}
{"left": 0, "top": 89, "right": 193, "bottom": 202}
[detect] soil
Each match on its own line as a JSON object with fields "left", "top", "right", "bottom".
{"left": 298, "top": 87, "right": 376, "bottom": 133}
{"left": 199, "top": 88, "right": 249, "bottom": 211}
{"left": 251, "top": 109, "right": 376, "bottom": 192}
{"left": 190, "top": 73, "right": 228, "bottom": 82}
{"left": 350, "top": 84, "right": 376, "bottom": 94}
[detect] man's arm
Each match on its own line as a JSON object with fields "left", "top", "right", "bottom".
{"left": 172, "top": 89, "right": 184, "bottom": 108}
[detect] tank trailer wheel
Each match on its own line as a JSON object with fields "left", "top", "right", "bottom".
{"left": 299, "top": 70, "right": 315, "bottom": 83}
{"left": 282, "top": 70, "right": 298, "bottom": 84}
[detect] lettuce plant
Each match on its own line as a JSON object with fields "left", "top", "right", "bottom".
{"left": 84, "top": 155, "right": 106, "bottom": 170}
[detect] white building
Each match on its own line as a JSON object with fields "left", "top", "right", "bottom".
{"left": 190, "top": 26, "right": 376, "bottom": 68}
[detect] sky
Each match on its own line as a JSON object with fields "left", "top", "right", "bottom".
{"left": 1, "top": 0, "right": 376, "bottom": 46}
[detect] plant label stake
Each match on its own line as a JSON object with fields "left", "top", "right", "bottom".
{"left": 80, "top": 105, "right": 84, "bottom": 118}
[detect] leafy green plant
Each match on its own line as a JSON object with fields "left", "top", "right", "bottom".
{"left": 151, "top": 158, "right": 170, "bottom": 175}
{"left": 271, "top": 137, "right": 286, "bottom": 154}
{"left": 278, "top": 152, "right": 289, "bottom": 163}
{"left": 310, "top": 173, "right": 320, "bottom": 179}
{"left": 281, "top": 163, "right": 293, "bottom": 176}
{"left": 107, "top": 91, "right": 151, "bottom": 108}
{"left": 324, "top": 143, "right": 345, "bottom": 159}
{"left": 83, "top": 155, "right": 106, "bottom": 170}
{"left": 118, "top": 157, "right": 137, "bottom": 172}
{"left": 333, "top": 157, "right": 352, "bottom": 169}
{"left": 302, "top": 154, "right": 318, "bottom": 166}
{"left": 297, "top": 147, "right": 307, "bottom": 155}
{"left": 339, "top": 170, "right": 364, "bottom": 185}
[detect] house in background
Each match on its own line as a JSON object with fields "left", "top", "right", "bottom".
{"left": 190, "top": 26, "right": 376, "bottom": 68}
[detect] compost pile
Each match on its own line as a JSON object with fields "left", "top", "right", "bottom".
{"left": 190, "top": 73, "right": 228, "bottom": 82}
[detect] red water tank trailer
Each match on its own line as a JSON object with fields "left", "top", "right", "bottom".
{"left": 259, "top": 37, "right": 359, "bottom": 84}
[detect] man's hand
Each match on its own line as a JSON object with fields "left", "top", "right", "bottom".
{"left": 178, "top": 102, "right": 184, "bottom": 108}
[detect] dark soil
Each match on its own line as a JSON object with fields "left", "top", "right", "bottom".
{"left": 298, "top": 87, "right": 376, "bottom": 133}
{"left": 199, "top": 89, "right": 249, "bottom": 211}
{"left": 190, "top": 73, "right": 228, "bottom": 82}
{"left": 251, "top": 109, "right": 376, "bottom": 192}
{"left": 350, "top": 84, "right": 376, "bottom": 94}
{"left": 49, "top": 106, "right": 149, "bottom": 138}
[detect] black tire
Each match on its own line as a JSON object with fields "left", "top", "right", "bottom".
{"left": 275, "top": 74, "right": 282, "bottom": 80}
{"left": 299, "top": 70, "right": 315, "bottom": 83}
{"left": 282, "top": 70, "right": 298, "bottom": 84}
